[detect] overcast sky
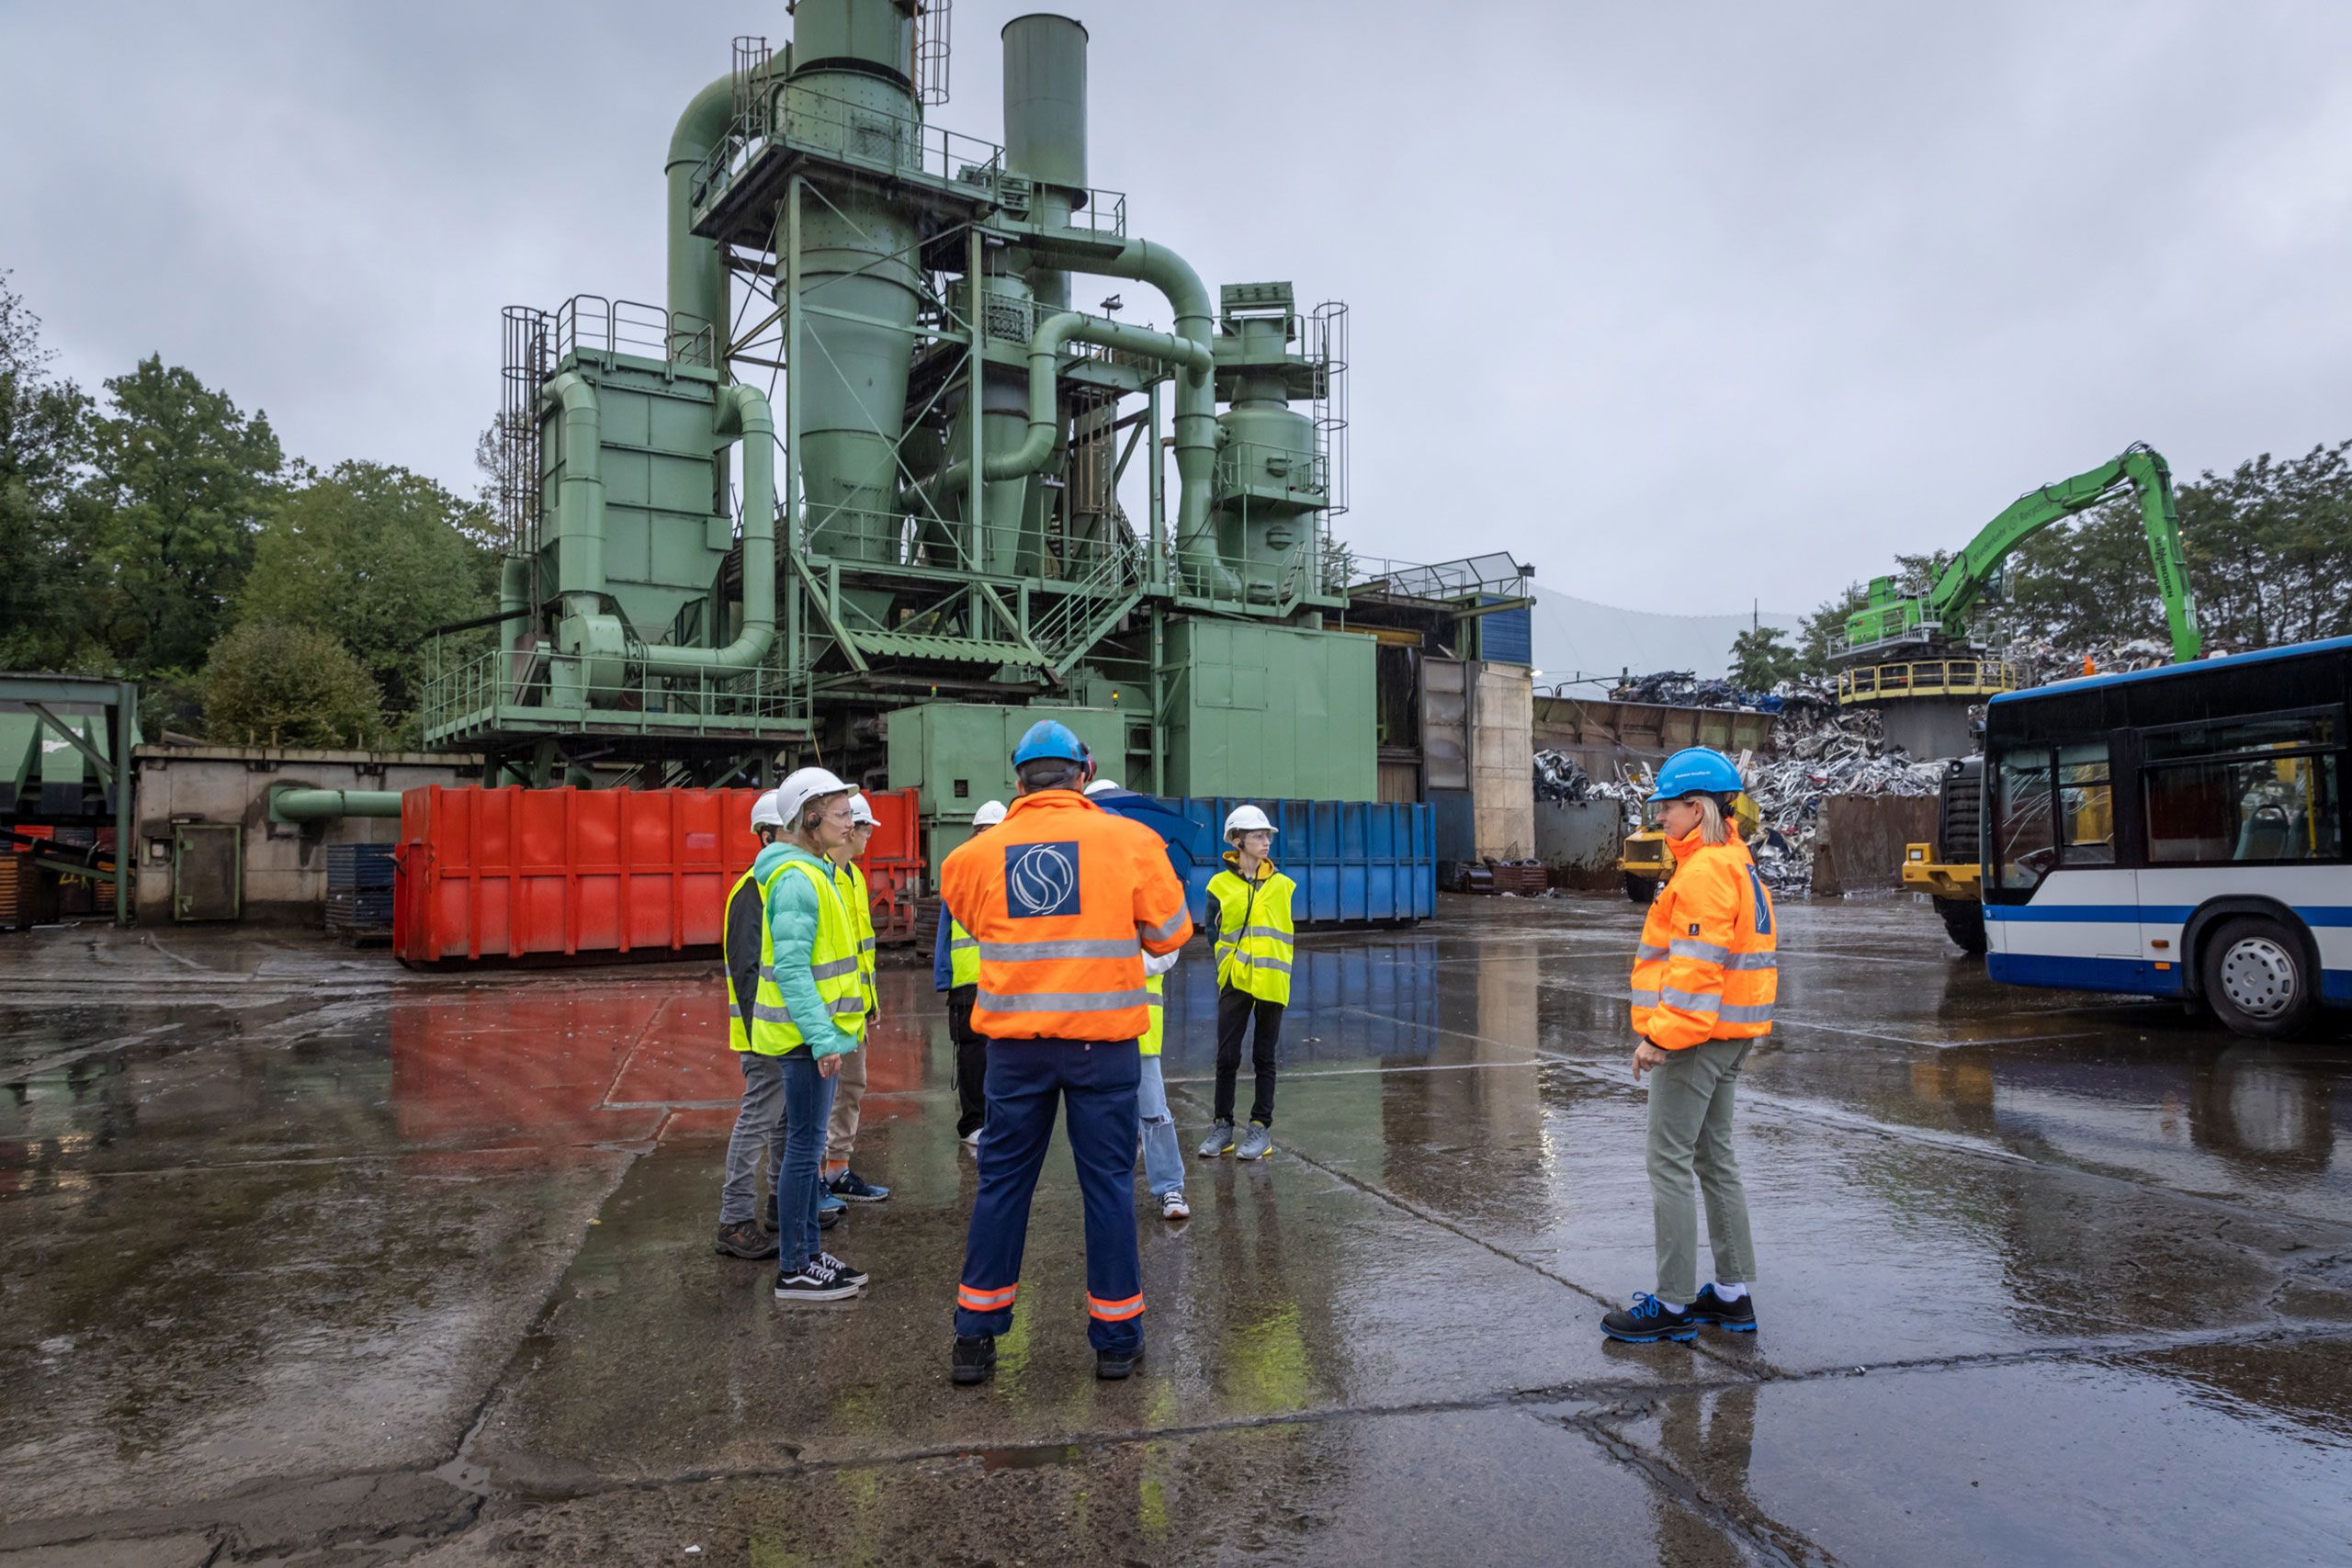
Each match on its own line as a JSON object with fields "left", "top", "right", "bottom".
{"left": 6, "top": 1, "right": 2349, "bottom": 617}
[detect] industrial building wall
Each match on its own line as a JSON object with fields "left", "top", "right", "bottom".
{"left": 132, "top": 746, "right": 480, "bottom": 924}
{"left": 1469, "top": 662, "right": 1534, "bottom": 860}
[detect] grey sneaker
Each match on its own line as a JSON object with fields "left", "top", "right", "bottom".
{"left": 1198, "top": 1120, "right": 1235, "bottom": 1158}
{"left": 1235, "top": 1122, "right": 1273, "bottom": 1160}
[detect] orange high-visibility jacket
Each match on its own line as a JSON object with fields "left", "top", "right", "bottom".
{"left": 1630, "top": 828, "right": 1778, "bottom": 1050}
{"left": 940, "top": 789, "right": 1194, "bottom": 1043}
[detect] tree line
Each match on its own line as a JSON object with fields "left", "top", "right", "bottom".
{"left": 1728, "top": 442, "right": 2352, "bottom": 689}
{"left": 0, "top": 271, "right": 498, "bottom": 747}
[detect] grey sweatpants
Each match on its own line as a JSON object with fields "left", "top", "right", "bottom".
{"left": 1645, "top": 1038, "right": 1758, "bottom": 1304}
{"left": 718, "top": 1051, "right": 786, "bottom": 1225}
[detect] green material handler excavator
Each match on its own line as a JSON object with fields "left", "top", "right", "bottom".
{"left": 1874, "top": 444, "right": 2202, "bottom": 953}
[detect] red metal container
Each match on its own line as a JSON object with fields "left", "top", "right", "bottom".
{"left": 391, "top": 784, "right": 931, "bottom": 964}
{"left": 856, "top": 786, "right": 925, "bottom": 944}
{"left": 393, "top": 785, "right": 764, "bottom": 964}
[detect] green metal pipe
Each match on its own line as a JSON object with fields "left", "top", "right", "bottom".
{"left": 637, "top": 383, "right": 778, "bottom": 676}
{"left": 270, "top": 788, "right": 402, "bottom": 823}
{"left": 666, "top": 73, "right": 736, "bottom": 361}
{"left": 498, "top": 554, "right": 530, "bottom": 660}
{"left": 542, "top": 372, "right": 605, "bottom": 615}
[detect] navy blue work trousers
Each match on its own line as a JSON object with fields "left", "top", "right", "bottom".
{"left": 955, "top": 1036, "right": 1145, "bottom": 1353}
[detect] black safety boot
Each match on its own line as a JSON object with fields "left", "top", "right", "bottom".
{"left": 1688, "top": 1283, "right": 1757, "bottom": 1332}
{"left": 951, "top": 1334, "right": 997, "bottom": 1386}
{"left": 1095, "top": 1343, "right": 1144, "bottom": 1381}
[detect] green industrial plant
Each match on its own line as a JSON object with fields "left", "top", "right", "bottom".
{"left": 421, "top": 2, "right": 1374, "bottom": 849}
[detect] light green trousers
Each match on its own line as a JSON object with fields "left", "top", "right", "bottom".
{"left": 1645, "top": 1038, "right": 1757, "bottom": 1303}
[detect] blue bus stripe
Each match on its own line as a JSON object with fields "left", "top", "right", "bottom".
{"left": 1987, "top": 904, "right": 2352, "bottom": 926}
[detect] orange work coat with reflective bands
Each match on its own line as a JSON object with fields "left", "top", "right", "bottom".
{"left": 1629, "top": 829, "right": 1777, "bottom": 1050}
{"left": 940, "top": 789, "right": 1194, "bottom": 1043}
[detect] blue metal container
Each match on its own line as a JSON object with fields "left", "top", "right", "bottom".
{"left": 1092, "top": 791, "right": 1434, "bottom": 928}
{"left": 324, "top": 841, "right": 396, "bottom": 938}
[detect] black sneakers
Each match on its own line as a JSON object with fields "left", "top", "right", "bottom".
{"left": 813, "top": 1251, "right": 869, "bottom": 1289}
{"left": 1688, "top": 1283, "right": 1757, "bottom": 1331}
{"left": 827, "top": 1168, "right": 891, "bottom": 1202}
{"left": 1600, "top": 1293, "right": 1699, "bottom": 1343}
{"left": 951, "top": 1334, "right": 997, "bottom": 1385}
{"left": 713, "top": 1221, "right": 777, "bottom": 1259}
{"left": 1095, "top": 1343, "right": 1144, "bottom": 1381}
{"left": 773, "top": 1258, "right": 860, "bottom": 1303}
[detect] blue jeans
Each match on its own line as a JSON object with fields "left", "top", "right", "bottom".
{"left": 956, "top": 1038, "right": 1145, "bottom": 1353}
{"left": 774, "top": 1048, "right": 838, "bottom": 1268}
{"left": 1136, "top": 1054, "right": 1184, "bottom": 1200}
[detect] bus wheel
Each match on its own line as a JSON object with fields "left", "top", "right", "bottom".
{"left": 1936, "top": 898, "right": 1987, "bottom": 955}
{"left": 2200, "top": 916, "right": 2319, "bottom": 1040}
{"left": 1623, "top": 873, "right": 1657, "bottom": 904}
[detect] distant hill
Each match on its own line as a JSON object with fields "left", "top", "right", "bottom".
{"left": 1527, "top": 586, "right": 1802, "bottom": 687}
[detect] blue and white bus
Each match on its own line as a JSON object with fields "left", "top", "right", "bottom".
{"left": 1981, "top": 635, "right": 2349, "bottom": 1037}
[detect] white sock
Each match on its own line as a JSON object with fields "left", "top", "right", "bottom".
{"left": 1712, "top": 1281, "right": 1747, "bottom": 1302}
{"left": 1655, "top": 1297, "right": 1685, "bottom": 1314}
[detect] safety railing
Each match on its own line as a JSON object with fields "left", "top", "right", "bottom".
{"left": 1837, "top": 659, "right": 2020, "bottom": 705}
{"left": 420, "top": 636, "right": 808, "bottom": 744}
{"left": 1345, "top": 551, "right": 1529, "bottom": 601}
{"left": 548, "top": 296, "right": 716, "bottom": 370}
{"left": 1213, "top": 440, "right": 1330, "bottom": 508}
{"left": 690, "top": 79, "right": 1128, "bottom": 241}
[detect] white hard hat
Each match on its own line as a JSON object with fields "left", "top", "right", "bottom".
{"left": 1083, "top": 778, "right": 1122, "bottom": 796}
{"left": 972, "top": 800, "right": 1007, "bottom": 828}
{"left": 1224, "top": 803, "right": 1275, "bottom": 840}
{"left": 750, "top": 789, "right": 785, "bottom": 829}
{"left": 773, "top": 765, "right": 852, "bottom": 829}
{"left": 846, "top": 792, "right": 877, "bottom": 828}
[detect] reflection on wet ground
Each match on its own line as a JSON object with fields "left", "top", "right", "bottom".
{"left": 2, "top": 897, "right": 2349, "bottom": 1562}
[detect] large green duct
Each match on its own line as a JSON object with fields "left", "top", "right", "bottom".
{"left": 637, "top": 382, "right": 778, "bottom": 677}
{"left": 784, "top": 0, "right": 923, "bottom": 566}
{"left": 665, "top": 73, "right": 735, "bottom": 363}
{"left": 269, "top": 788, "right": 402, "bottom": 823}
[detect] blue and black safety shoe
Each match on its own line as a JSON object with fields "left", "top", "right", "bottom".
{"left": 1688, "top": 1284, "right": 1757, "bottom": 1332}
{"left": 828, "top": 1168, "right": 891, "bottom": 1203}
{"left": 1600, "top": 1293, "right": 1699, "bottom": 1343}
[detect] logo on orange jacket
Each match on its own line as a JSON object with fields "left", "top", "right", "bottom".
{"left": 1006, "top": 841, "right": 1080, "bottom": 918}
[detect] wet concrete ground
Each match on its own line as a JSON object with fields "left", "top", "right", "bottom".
{"left": 3, "top": 894, "right": 2349, "bottom": 1564}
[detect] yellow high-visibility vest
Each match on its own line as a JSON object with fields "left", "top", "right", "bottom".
{"left": 1140, "top": 972, "right": 1165, "bottom": 1056}
{"left": 949, "top": 916, "right": 979, "bottom": 988}
{"left": 729, "top": 859, "right": 869, "bottom": 1055}
{"left": 837, "top": 860, "right": 878, "bottom": 1016}
{"left": 1208, "top": 859, "right": 1296, "bottom": 1006}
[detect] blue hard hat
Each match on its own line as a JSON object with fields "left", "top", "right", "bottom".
{"left": 1647, "top": 747, "right": 1744, "bottom": 803}
{"left": 1012, "top": 718, "right": 1090, "bottom": 767}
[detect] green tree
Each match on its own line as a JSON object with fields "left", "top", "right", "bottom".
{"left": 199, "top": 620, "right": 382, "bottom": 748}
{"left": 236, "top": 460, "right": 495, "bottom": 728}
{"left": 0, "top": 272, "right": 105, "bottom": 671}
{"left": 85, "top": 355, "right": 283, "bottom": 682}
{"left": 1727, "top": 625, "right": 1800, "bottom": 690}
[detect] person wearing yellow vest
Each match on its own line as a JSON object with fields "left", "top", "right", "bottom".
{"left": 822, "top": 793, "right": 891, "bottom": 1207}
{"left": 718, "top": 767, "right": 873, "bottom": 1304}
{"left": 1198, "top": 804, "right": 1295, "bottom": 1162}
{"left": 933, "top": 799, "right": 1005, "bottom": 1147}
{"left": 1604, "top": 747, "right": 1775, "bottom": 1344}
{"left": 1086, "top": 780, "right": 1189, "bottom": 1219}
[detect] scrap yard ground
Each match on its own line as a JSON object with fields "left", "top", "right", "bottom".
{"left": 4, "top": 894, "right": 2349, "bottom": 1564}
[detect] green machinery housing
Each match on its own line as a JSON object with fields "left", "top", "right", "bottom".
{"left": 421, "top": 3, "right": 1373, "bottom": 842}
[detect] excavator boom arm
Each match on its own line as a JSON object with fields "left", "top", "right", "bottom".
{"left": 1926, "top": 444, "right": 2201, "bottom": 662}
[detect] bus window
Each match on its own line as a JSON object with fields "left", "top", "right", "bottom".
{"left": 2143, "top": 753, "right": 2341, "bottom": 863}
{"left": 1995, "top": 749, "right": 2054, "bottom": 890}
{"left": 2056, "top": 742, "right": 2114, "bottom": 864}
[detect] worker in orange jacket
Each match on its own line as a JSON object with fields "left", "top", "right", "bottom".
{"left": 940, "top": 720, "right": 1193, "bottom": 1386}
{"left": 1604, "top": 747, "right": 1775, "bottom": 1344}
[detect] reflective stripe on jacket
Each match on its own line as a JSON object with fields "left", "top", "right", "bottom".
{"left": 1630, "top": 828, "right": 1777, "bottom": 1049}
{"left": 1209, "top": 857, "right": 1296, "bottom": 1006}
{"left": 741, "top": 857, "right": 870, "bottom": 1055}
{"left": 948, "top": 917, "right": 979, "bottom": 988}
{"left": 836, "top": 860, "right": 878, "bottom": 1016}
{"left": 724, "top": 862, "right": 786, "bottom": 1054}
{"left": 940, "top": 789, "right": 1194, "bottom": 1043}
{"left": 1140, "top": 972, "right": 1166, "bottom": 1056}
